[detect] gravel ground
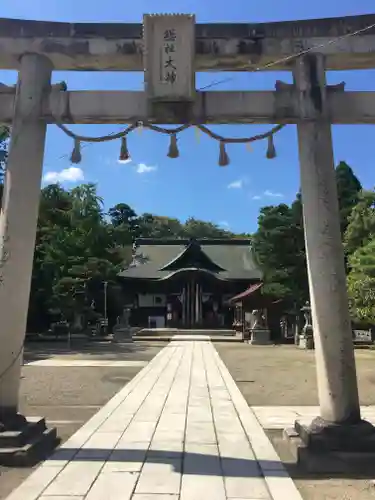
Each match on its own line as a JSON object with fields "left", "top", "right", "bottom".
{"left": 0, "top": 341, "right": 164, "bottom": 500}
{"left": 215, "top": 342, "right": 375, "bottom": 500}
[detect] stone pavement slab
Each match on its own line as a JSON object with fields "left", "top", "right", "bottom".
{"left": 5, "top": 340, "right": 302, "bottom": 500}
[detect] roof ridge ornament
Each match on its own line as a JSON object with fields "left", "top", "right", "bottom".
{"left": 160, "top": 238, "right": 226, "bottom": 272}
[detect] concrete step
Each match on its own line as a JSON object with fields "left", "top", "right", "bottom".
{"left": 0, "top": 426, "right": 59, "bottom": 466}
{"left": 135, "top": 328, "right": 236, "bottom": 337}
{"left": 0, "top": 417, "right": 46, "bottom": 448}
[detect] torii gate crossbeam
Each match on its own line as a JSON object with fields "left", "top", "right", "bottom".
{"left": 0, "top": 88, "right": 375, "bottom": 124}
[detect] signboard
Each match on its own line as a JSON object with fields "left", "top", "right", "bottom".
{"left": 353, "top": 329, "right": 372, "bottom": 343}
{"left": 143, "top": 14, "right": 195, "bottom": 101}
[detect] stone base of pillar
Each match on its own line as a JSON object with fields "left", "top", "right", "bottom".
{"left": 296, "top": 416, "right": 375, "bottom": 451}
{"left": 298, "top": 334, "right": 314, "bottom": 349}
{"left": 284, "top": 416, "right": 375, "bottom": 473}
{"left": 0, "top": 415, "right": 59, "bottom": 466}
{"left": 242, "top": 329, "right": 250, "bottom": 341}
{"left": 249, "top": 329, "right": 271, "bottom": 345}
{"left": 112, "top": 327, "right": 133, "bottom": 343}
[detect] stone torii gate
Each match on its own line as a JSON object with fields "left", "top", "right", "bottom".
{"left": 1, "top": 13, "right": 375, "bottom": 463}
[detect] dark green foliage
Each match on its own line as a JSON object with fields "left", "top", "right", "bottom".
{"left": 252, "top": 200, "right": 308, "bottom": 310}
{"left": 347, "top": 238, "right": 375, "bottom": 323}
{"left": 335, "top": 161, "right": 362, "bottom": 236}
{"left": 344, "top": 190, "right": 375, "bottom": 256}
{"left": 345, "top": 189, "right": 375, "bottom": 323}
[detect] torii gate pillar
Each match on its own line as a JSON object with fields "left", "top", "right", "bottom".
{"left": 293, "top": 53, "right": 375, "bottom": 452}
{"left": 0, "top": 53, "right": 57, "bottom": 463}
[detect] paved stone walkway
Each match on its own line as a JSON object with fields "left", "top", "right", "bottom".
{"left": 7, "top": 340, "right": 302, "bottom": 500}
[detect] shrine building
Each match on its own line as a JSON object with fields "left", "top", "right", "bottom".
{"left": 118, "top": 237, "right": 263, "bottom": 329}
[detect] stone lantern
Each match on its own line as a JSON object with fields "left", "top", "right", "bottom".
{"left": 298, "top": 301, "right": 314, "bottom": 349}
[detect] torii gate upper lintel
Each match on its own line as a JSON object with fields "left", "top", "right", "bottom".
{"left": 0, "top": 12, "right": 375, "bottom": 71}
{"left": 0, "top": 13, "right": 373, "bottom": 464}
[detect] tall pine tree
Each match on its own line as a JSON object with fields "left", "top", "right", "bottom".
{"left": 252, "top": 200, "right": 308, "bottom": 309}
{"left": 335, "top": 161, "right": 362, "bottom": 236}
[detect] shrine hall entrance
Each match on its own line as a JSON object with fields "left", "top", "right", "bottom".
{"left": 119, "top": 237, "right": 262, "bottom": 330}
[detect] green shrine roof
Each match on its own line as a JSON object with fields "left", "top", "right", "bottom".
{"left": 118, "top": 238, "right": 262, "bottom": 281}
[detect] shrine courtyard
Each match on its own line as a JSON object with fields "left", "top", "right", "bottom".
{"left": 1, "top": 339, "right": 375, "bottom": 500}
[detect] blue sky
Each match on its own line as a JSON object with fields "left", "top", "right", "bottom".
{"left": 1, "top": 1, "right": 375, "bottom": 233}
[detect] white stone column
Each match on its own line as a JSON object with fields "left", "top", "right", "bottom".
{"left": 0, "top": 54, "right": 52, "bottom": 424}
{"left": 294, "top": 54, "right": 360, "bottom": 425}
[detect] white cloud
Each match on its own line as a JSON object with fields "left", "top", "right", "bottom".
{"left": 136, "top": 163, "right": 157, "bottom": 174}
{"left": 264, "top": 190, "right": 283, "bottom": 198}
{"left": 43, "top": 167, "right": 84, "bottom": 184}
{"left": 118, "top": 158, "right": 132, "bottom": 165}
{"left": 227, "top": 179, "right": 243, "bottom": 189}
{"left": 252, "top": 195, "right": 262, "bottom": 200}
{"left": 219, "top": 220, "right": 230, "bottom": 228}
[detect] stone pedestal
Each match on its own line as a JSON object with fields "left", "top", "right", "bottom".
{"left": 298, "top": 334, "right": 314, "bottom": 350}
{"left": 112, "top": 327, "right": 133, "bottom": 343}
{"left": 296, "top": 417, "right": 375, "bottom": 452}
{"left": 0, "top": 416, "right": 59, "bottom": 466}
{"left": 249, "top": 328, "right": 271, "bottom": 345}
{"left": 285, "top": 417, "right": 375, "bottom": 473}
{"left": 0, "top": 54, "right": 58, "bottom": 463}
{"left": 112, "top": 307, "right": 133, "bottom": 343}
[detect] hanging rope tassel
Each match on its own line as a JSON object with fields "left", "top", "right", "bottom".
{"left": 167, "top": 133, "right": 179, "bottom": 158}
{"left": 218, "top": 141, "right": 229, "bottom": 166}
{"left": 119, "top": 136, "right": 130, "bottom": 161}
{"left": 70, "top": 139, "right": 82, "bottom": 164}
{"left": 266, "top": 134, "right": 276, "bottom": 159}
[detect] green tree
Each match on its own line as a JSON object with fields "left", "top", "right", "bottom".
{"left": 28, "top": 184, "right": 75, "bottom": 331}
{"left": 335, "top": 161, "right": 362, "bottom": 236}
{"left": 144, "top": 215, "right": 183, "bottom": 238}
{"left": 50, "top": 184, "right": 121, "bottom": 327}
{"left": 252, "top": 200, "right": 308, "bottom": 309}
{"left": 108, "top": 203, "right": 137, "bottom": 228}
{"left": 347, "top": 237, "right": 375, "bottom": 323}
{"left": 134, "top": 214, "right": 235, "bottom": 240}
{"left": 251, "top": 162, "right": 362, "bottom": 312}
{"left": 28, "top": 183, "right": 131, "bottom": 333}
{"left": 182, "top": 217, "right": 234, "bottom": 239}
{"left": 344, "top": 189, "right": 375, "bottom": 256}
